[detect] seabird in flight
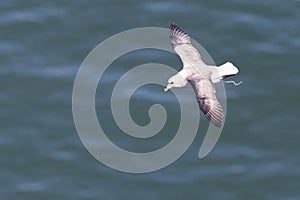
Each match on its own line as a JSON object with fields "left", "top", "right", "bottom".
{"left": 164, "top": 23, "right": 240, "bottom": 128}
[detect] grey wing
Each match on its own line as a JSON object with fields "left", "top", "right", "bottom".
{"left": 169, "top": 23, "right": 204, "bottom": 68}
{"left": 190, "top": 78, "right": 224, "bottom": 128}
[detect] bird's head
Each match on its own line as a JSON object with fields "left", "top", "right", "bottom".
{"left": 164, "top": 73, "right": 187, "bottom": 92}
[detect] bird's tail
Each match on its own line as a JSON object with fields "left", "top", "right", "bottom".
{"left": 217, "top": 62, "right": 239, "bottom": 78}
{"left": 211, "top": 62, "right": 239, "bottom": 83}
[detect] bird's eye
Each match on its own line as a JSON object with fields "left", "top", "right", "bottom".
{"left": 170, "top": 82, "right": 174, "bottom": 84}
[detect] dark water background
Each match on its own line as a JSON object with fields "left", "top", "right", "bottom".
{"left": 1, "top": 0, "right": 300, "bottom": 199}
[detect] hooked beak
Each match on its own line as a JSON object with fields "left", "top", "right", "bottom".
{"left": 164, "top": 85, "right": 171, "bottom": 92}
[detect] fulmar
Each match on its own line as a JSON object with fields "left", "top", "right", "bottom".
{"left": 164, "top": 23, "right": 240, "bottom": 128}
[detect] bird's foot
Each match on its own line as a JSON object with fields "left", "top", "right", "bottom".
{"left": 224, "top": 80, "right": 243, "bottom": 86}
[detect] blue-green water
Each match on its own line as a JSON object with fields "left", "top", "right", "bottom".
{"left": 1, "top": 0, "right": 300, "bottom": 199}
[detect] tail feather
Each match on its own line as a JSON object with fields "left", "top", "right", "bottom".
{"left": 211, "top": 62, "right": 239, "bottom": 83}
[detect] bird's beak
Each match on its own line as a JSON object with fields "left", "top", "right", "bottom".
{"left": 164, "top": 85, "right": 171, "bottom": 92}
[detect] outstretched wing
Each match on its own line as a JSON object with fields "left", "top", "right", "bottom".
{"left": 169, "top": 23, "right": 204, "bottom": 68}
{"left": 169, "top": 23, "right": 223, "bottom": 127}
{"left": 190, "top": 78, "right": 224, "bottom": 128}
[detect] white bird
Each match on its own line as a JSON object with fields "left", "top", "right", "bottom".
{"left": 164, "top": 23, "right": 240, "bottom": 128}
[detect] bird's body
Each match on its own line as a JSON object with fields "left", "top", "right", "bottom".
{"left": 165, "top": 23, "right": 240, "bottom": 128}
